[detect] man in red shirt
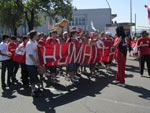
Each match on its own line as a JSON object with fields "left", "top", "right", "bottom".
{"left": 8, "top": 36, "right": 19, "bottom": 84}
{"left": 137, "top": 31, "right": 150, "bottom": 77}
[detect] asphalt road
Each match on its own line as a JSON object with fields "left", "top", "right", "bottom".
{"left": 0, "top": 55, "right": 150, "bottom": 113}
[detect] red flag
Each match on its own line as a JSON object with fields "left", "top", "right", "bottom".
{"left": 145, "top": 5, "right": 150, "bottom": 24}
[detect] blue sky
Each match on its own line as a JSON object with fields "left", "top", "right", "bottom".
{"left": 72, "top": 0, "right": 149, "bottom": 28}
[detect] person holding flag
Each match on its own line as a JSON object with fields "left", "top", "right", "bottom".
{"left": 45, "top": 28, "right": 60, "bottom": 83}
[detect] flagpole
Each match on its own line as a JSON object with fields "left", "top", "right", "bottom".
{"left": 130, "top": 0, "right": 133, "bottom": 36}
{"left": 130, "top": 0, "right": 132, "bottom": 24}
{"left": 135, "top": 13, "right": 136, "bottom": 34}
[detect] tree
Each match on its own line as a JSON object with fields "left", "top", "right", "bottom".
{"left": 0, "top": 0, "right": 24, "bottom": 36}
{"left": 0, "top": 0, "right": 75, "bottom": 33}
{"left": 17, "top": 0, "right": 75, "bottom": 31}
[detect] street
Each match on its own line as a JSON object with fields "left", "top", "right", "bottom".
{"left": 0, "top": 55, "right": 150, "bottom": 113}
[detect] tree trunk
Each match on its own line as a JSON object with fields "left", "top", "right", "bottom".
{"left": 13, "top": 27, "right": 17, "bottom": 36}
{"left": 28, "top": 22, "right": 34, "bottom": 31}
{"left": 25, "top": 9, "right": 35, "bottom": 32}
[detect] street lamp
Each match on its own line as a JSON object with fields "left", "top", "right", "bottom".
{"left": 106, "top": 0, "right": 111, "bottom": 9}
{"left": 130, "top": 0, "right": 133, "bottom": 36}
{"left": 105, "top": 0, "right": 111, "bottom": 24}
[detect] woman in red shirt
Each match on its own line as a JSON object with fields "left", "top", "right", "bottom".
{"left": 66, "top": 30, "right": 81, "bottom": 84}
{"left": 103, "top": 32, "right": 114, "bottom": 73}
{"left": 113, "top": 26, "right": 127, "bottom": 87}
{"left": 45, "top": 29, "right": 60, "bottom": 83}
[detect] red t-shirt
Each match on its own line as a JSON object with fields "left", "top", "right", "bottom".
{"left": 126, "top": 38, "right": 131, "bottom": 47}
{"left": 8, "top": 42, "right": 18, "bottom": 58}
{"left": 103, "top": 38, "right": 114, "bottom": 48}
{"left": 45, "top": 38, "right": 59, "bottom": 46}
{"left": 66, "top": 38, "right": 78, "bottom": 44}
{"left": 38, "top": 39, "right": 46, "bottom": 47}
{"left": 137, "top": 37, "right": 150, "bottom": 55}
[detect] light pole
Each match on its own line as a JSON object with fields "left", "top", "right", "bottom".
{"left": 105, "top": 0, "right": 111, "bottom": 24}
{"left": 130, "top": 0, "right": 132, "bottom": 24}
{"left": 130, "top": 0, "right": 133, "bottom": 36}
{"left": 106, "top": 0, "right": 111, "bottom": 9}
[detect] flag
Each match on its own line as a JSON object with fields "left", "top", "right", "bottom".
{"left": 91, "top": 21, "right": 97, "bottom": 31}
{"left": 145, "top": 5, "right": 150, "bottom": 24}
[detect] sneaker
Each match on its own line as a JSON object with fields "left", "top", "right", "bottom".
{"left": 106, "top": 68, "right": 109, "bottom": 73}
{"left": 91, "top": 74, "right": 97, "bottom": 78}
{"left": 52, "top": 78, "right": 60, "bottom": 83}
{"left": 65, "top": 76, "right": 71, "bottom": 81}
{"left": 74, "top": 75, "right": 80, "bottom": 80}
{"left": 31, "top": 90, "right": 36, "bottom": 97}
{"left": 118, "top": 83, "right": 126, "bottom": 87}
{"left": 45, "top": 72, "right": 51, "bottom": 76}
{"left": 71, "top": 78, "right": 79, "bottom": 83}
{"left": 112, "top": 80, "right": 120, "bottom": 84}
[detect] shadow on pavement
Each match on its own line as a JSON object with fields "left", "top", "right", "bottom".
{"left": 32, "top": 74, "right": 114, "bottom": 113}
{"left": 126, "top": 85, "right": 150, "bottom": 100}
{"left": 126, "top": 64, "right": 140, "bottom": 73}
{"left": 1, "top": 83, "right": 22, "bottom": 99}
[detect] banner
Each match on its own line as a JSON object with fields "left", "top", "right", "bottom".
{"left": 145, "top": 5, "right": 150, "bottom": 24}
{"left": 39, "top": 43, "right": 116, "bottom": 66}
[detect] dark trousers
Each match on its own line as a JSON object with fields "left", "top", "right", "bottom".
{"left": 12, "top": 61, "right": 19, "bottom": 81}
{"left": 21, "top": 64, "right": 29, "bottom": 85}
{"left": 139, "top": 55, "right": 150, "bottom": 75}
{"left": 1, "top": 60, "right": 13, "bottom": 85}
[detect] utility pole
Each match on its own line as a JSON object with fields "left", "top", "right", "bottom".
{"left": 130, "top": 0, "right": 133, "bottom": 36}
{"left": 130, "top": 0, "right": 132, "bottom": 24}
{"left": 105, "top": 0, "right": 112, "bottom": 24}
{"left": 135, "top": 13, "right": 136, "bottom": 34}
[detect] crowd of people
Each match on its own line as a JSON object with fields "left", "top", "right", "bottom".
{"left": 0, "top": 20, "right": 150, "bottom": 97}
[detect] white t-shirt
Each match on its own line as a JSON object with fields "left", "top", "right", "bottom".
{"left": 26, "top": 40, "right": 39, "bottom": 65}
{"left": 0, "top": 42, "right": 10, "bottom": 61}
{"left": 97, "top": 40, "right": 104, "bottom": 48}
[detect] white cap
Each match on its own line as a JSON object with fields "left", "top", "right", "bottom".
{"left": 105, "top": 32, "right": 112, "bottom": 36}
{"left": 37, "top": 32, "right": 41, "bottom": 35}
{"left": 63, "top": 31, "right": 68, "bottom": 36}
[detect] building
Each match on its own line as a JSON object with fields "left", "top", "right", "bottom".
{"left": 69, "top": 8, "right": 116, "bottom": 32}
{"left": 0, "top": 8, "right": 116, "bottom": 35}
{"left": 17, "top": 8, "right": 117, "bottom": 35}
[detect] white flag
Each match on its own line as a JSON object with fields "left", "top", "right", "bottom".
{"left": 91, "top": 21, "right": 97, "bottom": 31}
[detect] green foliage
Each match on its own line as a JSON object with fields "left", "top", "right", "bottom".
{"left": 0, "top": 0, "right": 24, "bottom": 34}
{"left": 0, "top": 0, "right": 75, "bottom": 32}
